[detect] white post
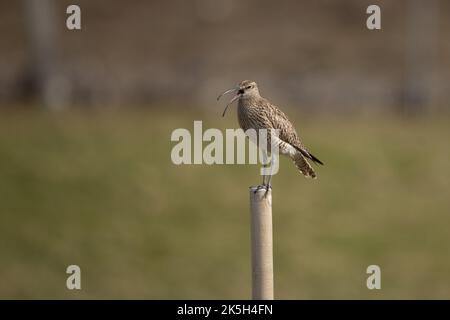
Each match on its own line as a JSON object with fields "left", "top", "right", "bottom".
{"left": 249, "top": 187, "right": 274, "bottom": 300}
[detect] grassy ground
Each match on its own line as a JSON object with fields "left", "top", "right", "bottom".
{"left": 0, "top": 109, "right": 449, "bottom": 299}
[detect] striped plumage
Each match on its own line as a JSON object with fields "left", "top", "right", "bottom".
{"left": 222, "top": 80, "right": 323, "bottom": 179}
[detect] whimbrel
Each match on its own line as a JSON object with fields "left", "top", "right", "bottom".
{"left": 217, "top": 80, "right": 323, "bottom": 193}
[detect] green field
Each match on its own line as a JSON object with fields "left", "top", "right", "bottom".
{"left": 0, "top": 110, "right": 449, "bottom": 299}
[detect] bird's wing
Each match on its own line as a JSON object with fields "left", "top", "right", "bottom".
{"left": 265, "top": 100, "right": 324, "bottom": 165}
{"left": 263, "top": 100, "right": 304, "bottom": 149}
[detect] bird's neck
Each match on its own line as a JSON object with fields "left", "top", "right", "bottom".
{"left": 239, "top": 96, "right": 263, "bottom": 112}
{"left": 239, "top": 95, "right": 262, "bottom": 105}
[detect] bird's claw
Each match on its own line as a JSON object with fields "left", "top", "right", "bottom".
{"left": 253, "top": 184, "right": 272, "bottom": 198}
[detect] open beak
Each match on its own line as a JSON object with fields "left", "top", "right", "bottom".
{"left": 217, "top": 86, "right": 240, "bottom": 117}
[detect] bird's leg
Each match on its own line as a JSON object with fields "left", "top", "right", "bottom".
{"left": 254, "top": 165, "right": 267, "bottom": 194}
{"left": 263, "top": 153, "right": 276, "bottom": 198}
{"left": 264, "top": 175, "right": 272, "bottom": 198}
{"left": 254, "top": 148, "right": 269, "bottom": 194}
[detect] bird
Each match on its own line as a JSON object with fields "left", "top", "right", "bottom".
{"left": 217, "top": 80, "right": 323, "bottom": 194}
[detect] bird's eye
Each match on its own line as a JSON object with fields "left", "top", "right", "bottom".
{"left": 246, "top": 85, "right": 252, "bottom": 89}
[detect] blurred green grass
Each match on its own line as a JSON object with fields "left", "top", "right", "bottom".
{"left": 0, "top": 109, "right": 449, "bottom": 299}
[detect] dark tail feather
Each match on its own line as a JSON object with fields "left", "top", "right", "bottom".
{"left": 308, "top": 152, "right": 324, "bottom": 165}
{"left": 295, "top": 147, "right": 324, "bottom": 166}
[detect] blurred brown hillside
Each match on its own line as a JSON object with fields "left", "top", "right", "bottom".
{"left": 0, "top": 0, "right": 448, "bottom": 112}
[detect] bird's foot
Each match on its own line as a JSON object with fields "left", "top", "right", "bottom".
{"left": 253, "top": 184, "right": 272, "bottom": 198}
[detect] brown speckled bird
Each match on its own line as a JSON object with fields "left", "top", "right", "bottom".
{"left": 217, "top": 80, "right": 323, "bottom": 192}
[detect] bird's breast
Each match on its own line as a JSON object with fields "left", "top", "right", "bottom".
{"left": 237, "top": 100, "right": 268, "bottom": 132}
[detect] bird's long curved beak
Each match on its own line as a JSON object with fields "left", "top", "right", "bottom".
{"left": 217, "top": 87, "right": 238, "bottom": 101}
{"left": 221, "top": 94, "right": 240, "bottom": 117}
{"left": 217, "top": 86, "right": 240, "bottom": 117}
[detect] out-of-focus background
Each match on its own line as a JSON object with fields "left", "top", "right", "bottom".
{"left": 0, "top": 0, "right": 449, "bottom": 299}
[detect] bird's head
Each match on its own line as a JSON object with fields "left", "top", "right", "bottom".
{"left": 237, "top": 80, "right": 260, "bottom": 99}
{"left": 217, "top": 80, "right": 260, "bottom": 116}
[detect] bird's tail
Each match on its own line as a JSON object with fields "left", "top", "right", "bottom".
{"left": 292, "top": 152, "right": 317, "bottom": 179}
{"left": 294, "top": 146, "right": 324, "bottom": 166}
